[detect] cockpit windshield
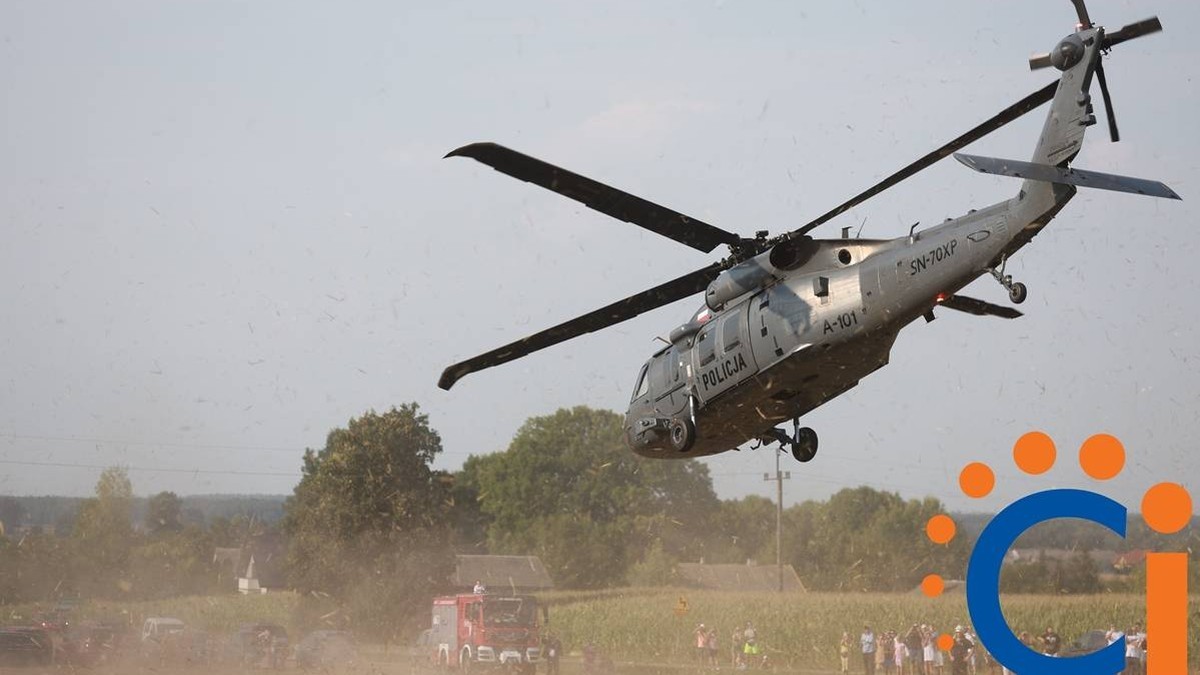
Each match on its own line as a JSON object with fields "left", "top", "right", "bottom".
{"left": 631, "top": 363, "right": 650, "bottom": 402}
{"left": 482, "top": 598, "right": 536, "bottom": 626}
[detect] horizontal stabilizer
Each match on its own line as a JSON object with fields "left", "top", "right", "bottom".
{"left": 939, "top": 295, "right": 1023, "bottom": 319}
{"left": 954, "top": 153, "right": 1181, "bottom": 200}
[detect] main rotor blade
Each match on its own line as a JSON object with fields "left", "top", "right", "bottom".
{"left": 786, "top": 81, "right": 1058, "bottom": 239}
{"left": 438, "top": 263, "right": 723, "bottom": 390}
{"left": 1104, "top": 17, "right": 1163, "bottom": 49}
{"left": 939, "top": 294, "right": 1023, "bottom": 319}
{"left": 446, "top": 142, "right": 742, "bottom": 254}
{"left": 1094, "top": 62, "right": 1120, "bottom": 142}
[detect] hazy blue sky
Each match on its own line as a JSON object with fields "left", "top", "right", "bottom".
{"left": 2, "top": 1, "right": 1197, "bottom": 512}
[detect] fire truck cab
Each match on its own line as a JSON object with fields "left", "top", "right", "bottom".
{"left": 430, "top": 593, "right": 542, "bottom": 672}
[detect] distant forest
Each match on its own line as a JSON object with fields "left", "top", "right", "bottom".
{"left": 0, "top": 494, "right": 285, "bottom": 531}
{"left": 4, "top": 493, "right": 1194, "bottom": 553}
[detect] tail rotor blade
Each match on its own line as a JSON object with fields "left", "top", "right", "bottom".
{"left": 1104, "top": 17, "right": 1163, "bottom": 49}
{"left": 1070, "top": 0, "right": 1092, "bottom": 27}
{"left": 1095, "top": 61, "right": 1120, "bottom": 142}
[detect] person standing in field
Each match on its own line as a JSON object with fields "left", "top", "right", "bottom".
{"left": 861, "top": 624, "right": 877, "bottom": 675}
{"left": 1125, "top": 624, "right": 1146, "bottom": 675}
{"left": 922, "top": 627, "right": 936, "bottom": 675}
{"left": 893, "top": 630, "right": 907, "bottom": 674}
{"left": 542, "top": 632, "right": 562, "bottom": 675}
{"left": 1039, "top": 627, "right": 1060, "bottom": 657}
{"left": 695, "top": 623, "right": 709, "bottom": 665}
{"left": 904, "top": 625, "right": 923, "bottom": 675}
{"left": 839, "top": 632, "right": 851, "bottom": 674}
{"left": 731, "top": 625, "right": 744, "bottom": 668}
{"left": 706, "top": 626, "right": 719, "bottom": 668}
{"left": 948, "top": 627, "right": 971, "bottom": 675}
{"left": 879, "top": 631, "right": 889, "bottom": 673}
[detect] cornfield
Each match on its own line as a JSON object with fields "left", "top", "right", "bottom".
{"left": 542, "top": 589, "right": 1200, "bottom": 670}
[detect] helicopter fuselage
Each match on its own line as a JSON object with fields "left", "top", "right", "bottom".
{"left": 624, "top": 179, "right": 1074, "bottom": 458}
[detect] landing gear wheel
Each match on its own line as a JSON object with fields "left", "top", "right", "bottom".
{"left": 792, "top": 427, "right": 818, "bottom": 462}
{"left": 1008, "top": 282, "right": 1028, "bottom": 304}
{"left": 669, "top": 417, "right": 696, "bottom": 453}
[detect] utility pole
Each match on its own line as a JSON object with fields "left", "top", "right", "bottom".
{"left": 763, "top": 449, "right": 791, "bottom": 592}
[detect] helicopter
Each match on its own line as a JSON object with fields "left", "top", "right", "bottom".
{"left": 438, "top": 1, "right": 1179, "bottom": 463}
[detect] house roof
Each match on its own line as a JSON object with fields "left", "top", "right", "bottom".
{"left": 676, "top": 562, "right": 806, "bottom": 593}
{"left": 1112, "top": 550, "right": 1147, "bottom": 568}
{"left": 212, "top": 545, "right": 286, "bottom": 588}
{"left": 453, "top": 555, "right": 555, "bottom": 591}
{"left": 1006, "top": 548, "right": 1115, "bottom": 567}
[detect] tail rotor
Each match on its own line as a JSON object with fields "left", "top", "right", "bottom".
{"left": 1029, "top": 1, "right": 1163, "bottom": 143}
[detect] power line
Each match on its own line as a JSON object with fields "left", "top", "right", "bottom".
{"left": 2, "top": 432, "right": 304, "bottom": 454}
{"left": 0, "top": 459, "right": 299, "bottom": 478}
{"left": 1, "top": 431, "right": 478, "bottom": 457}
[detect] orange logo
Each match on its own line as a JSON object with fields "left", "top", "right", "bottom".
{"left": 919, "top": 432, "right": 1192, "bottom": 674}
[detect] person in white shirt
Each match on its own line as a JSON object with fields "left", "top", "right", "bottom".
{"left": 1124, "top": 624, "right": 1146, "bottom": 675}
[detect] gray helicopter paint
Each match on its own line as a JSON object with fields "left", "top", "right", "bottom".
{"left": 625, "top": 26, "right": 1113, "bottom": 459}
{"left": 954, "top": 153, "right": 1182, "bottom": 200}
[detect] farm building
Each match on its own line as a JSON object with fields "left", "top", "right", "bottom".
{"left": 453, "top": 555, "right": 555, "bottom": 593}
{"left": 677, "top": 561, "right": 806, "bottom": 592}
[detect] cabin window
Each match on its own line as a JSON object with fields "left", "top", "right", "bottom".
{"left": 631, "top": 363, "right": 650, "bottom": 401}
{"left": 721, "top": 310, "right": 742, "bottom": 351}
{"left": 697, "top": 327, "right": 717, "bottom": 366}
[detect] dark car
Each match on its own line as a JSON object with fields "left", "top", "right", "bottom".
{"left": 1061, "top": 629, "right": 1111, "bottom": 657}
{"left": 0, "top": 628, "right": 55, "bottom": 667}
{"left": 295, "top": 630, "right": 356, "bottom": 670}
{"left": 226, "top": 623, "right": 290, "bottom": 669}
{"left": 62, "top": 621, "right": 125, "bottom": 668}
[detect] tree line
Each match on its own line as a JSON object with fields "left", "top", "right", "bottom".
{"left": 3, "top": 403, "right": 1195, "bottom": 637}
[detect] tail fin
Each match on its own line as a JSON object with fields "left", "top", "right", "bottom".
{"left": 1028, "top": 29, "right": 1103, "bottom": 168}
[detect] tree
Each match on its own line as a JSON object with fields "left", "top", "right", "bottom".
{"left": 458, "top": 406, "right": 720, "bottom": 588}
{"left": 283, "top": 404, "right": 454, "bottom": 637}
{"left": 626, "top": 539, "right": 679, "bottom": 586}
{"left": 72, "top": 467, "right": 135, "bottom": 596}
{"left": 145, "top": 491, "right": 183, "bottom": 535}
{"left": 783, "top": 487, "right": 971, "bottom": 592}
{"left": 0, "top": 497, "right": 26, "bottom": 535}
{"left": 128, "top": 525, "right": 216, "bottom": 598}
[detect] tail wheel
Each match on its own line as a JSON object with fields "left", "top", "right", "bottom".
{"left": 792, "top": 427, "right": 818, "bottom": 462}
{"left": 1009, "top": 282, "right": 1028, "bottom": 304}
{"left": 669, "top": 417, "right": 696, "bottom": 452}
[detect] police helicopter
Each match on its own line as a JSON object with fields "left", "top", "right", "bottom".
{"left": 438, "top": 0, "right": 1179, "bottom": 462}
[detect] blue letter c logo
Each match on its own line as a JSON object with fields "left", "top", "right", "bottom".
{"left": 966, "top": 489, "right": 1126, "bottom": 675}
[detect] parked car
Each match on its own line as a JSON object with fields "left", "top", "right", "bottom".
{"left": 226, "top": 622, "right": 289, "bottom": 669}
{"left": 295, "top": 630, "right": 356, "bottom": 670}
{"left": 140, "top": 616, "right": 186, "bottom": 666}
{"left": 0, "top": 627, "right": 55, "bottom": 667}
{"left": 62, "top": 620, "right": 125, "bottom": 668}
{"left": 1061, "top": 629, "right": 1110, "bottom": 657}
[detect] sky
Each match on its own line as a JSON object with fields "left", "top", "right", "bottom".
{"left": 1, "top": 0, "right": 1197, "bottom": 513}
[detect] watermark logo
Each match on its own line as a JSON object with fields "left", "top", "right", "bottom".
{"left": 920, "top": 432, "right": 1193, "bottom": 674}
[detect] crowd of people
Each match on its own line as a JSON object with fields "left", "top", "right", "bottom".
{"left": 840, "top": 622, "right": 1149, "bottom": 675}
{"left": 844, "top": 623, "right": 989, "bottom": 675}
{"left": 692, "top": 621, "right": 770, "bottom": 670}
{"left": 678, "top": 620, "right": 1153, "bottom": 674}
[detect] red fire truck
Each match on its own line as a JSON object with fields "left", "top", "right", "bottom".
{"left": 429, "top": 593, "right": 543, "bottom": 672}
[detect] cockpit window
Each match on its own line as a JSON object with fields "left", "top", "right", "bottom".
{"left": 631, "top": 364, "right": 650, "bottom": 401}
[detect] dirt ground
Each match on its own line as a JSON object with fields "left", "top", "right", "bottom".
{"left": 0, "top": 655, "right": 850, "bottom": 675}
